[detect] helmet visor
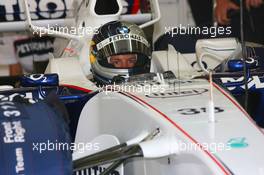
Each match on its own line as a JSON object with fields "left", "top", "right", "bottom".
{"left": 96, "top": 33, "right": 151, "bottom": 60}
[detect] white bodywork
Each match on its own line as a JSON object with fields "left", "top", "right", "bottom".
{"left": 74, "top": 76, "right": 264, "bottom": 175}
{"left": 195, "top": 38, "right": 241, "bottom": 74}
{"left": 57, "top": 43, "right": 264, "bottom": 174}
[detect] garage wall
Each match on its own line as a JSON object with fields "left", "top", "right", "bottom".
{"left": 0, "top": 65, "right": 8, "bottom": 76}
{"left": 153, "top": 0, "right": 195, "bottom": 41}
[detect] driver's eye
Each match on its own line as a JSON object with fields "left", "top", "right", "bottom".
{"left": 113, "top": 61, "right": 120, "bottom": 65}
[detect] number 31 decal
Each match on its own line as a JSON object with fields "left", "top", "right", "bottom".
{"left": 177, "top": 107, "right": 224, "bottom": 115}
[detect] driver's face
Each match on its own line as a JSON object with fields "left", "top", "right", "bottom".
{"left": 109, "top": 54, "right": 137, "bottom": 68}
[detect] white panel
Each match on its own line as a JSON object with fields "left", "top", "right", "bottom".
{"left": 153, "top": 0, "right": 195, "bottom": 42}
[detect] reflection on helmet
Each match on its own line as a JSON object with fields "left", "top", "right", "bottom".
{"left": 89, "top": 21, "right": 151, "bottom": 85}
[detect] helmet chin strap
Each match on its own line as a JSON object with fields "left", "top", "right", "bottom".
{"left": 112, "top": 75, "right": 126, "bottom": 84}
{"left": 93, "top": 72, "right": 112, "bottom": 85}
{"left": 107, "top": 67, "right": 145, "bottom": 85}
{"left": 93, "top": 71, "right": 128, "bottom": 85}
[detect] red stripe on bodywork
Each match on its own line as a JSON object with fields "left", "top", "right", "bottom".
{"left": 58, "top": 84, "right": 231, "bottom": 174}
{"left": 212, "top": 82, "right": 264, "bottom": 135}
{"left": 60, "top": 84, "right": 92, "bottom": 93}
{"left": 123, "top": 92, "right": 232, "bottom": 175}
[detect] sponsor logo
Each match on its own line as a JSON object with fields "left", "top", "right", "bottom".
{"left": 96, "top": 34, "right": 149, "bottom": 50}
{"left": 146, "top": 88, "right": 208, "bottom": 98}
{"left": 0, "top": 0, "right": 72, "bottom": 22}
{"left": 25, "top": 74, "right": 48, "bottom": 83}
{"left": 227, "top": 137, "right": 248, "bottom": 148}
{"left": 117, "top": 26, "right": 130, "bottom": 34}
{"left": 14, "top": 37, "right": 54, "bottom": 58}
{"left": 220, "top": 76, "right": 264, "bottom": 91}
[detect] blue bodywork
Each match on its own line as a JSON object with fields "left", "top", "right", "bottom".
{"left": 0, "top": 74, "right": 97, "bottom": 174}
{"left": 213, "top": 47, "right": 264, "bottom": 127}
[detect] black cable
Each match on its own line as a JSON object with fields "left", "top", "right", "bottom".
{"left": 73, "top": 145, "right": 143, "bottom": 172}
{"left": 73, "top": 142, "right": 127, "bottom": 170}
{"left": 240, "top": 0, "right": 249, "bottom": 110}
{"left": 99, "top": 146, "right": 142, "bottom": 175}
